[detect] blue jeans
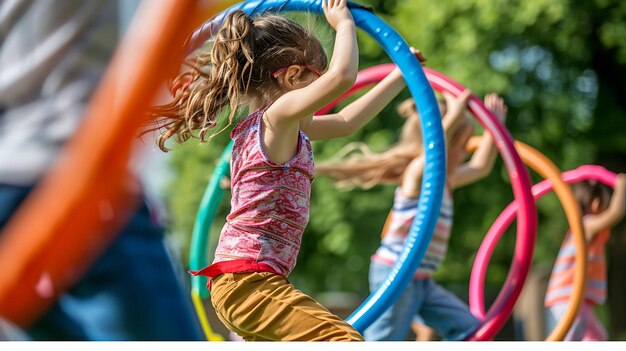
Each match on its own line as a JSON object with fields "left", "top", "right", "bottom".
{"left": 0, "top": 185, "right": 203, "bottom": 340}
{"left": 364, "top": 261, "right": 480, "bottom": 341}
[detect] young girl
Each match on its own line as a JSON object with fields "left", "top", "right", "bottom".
{"left": 147, "top": 0, "right": 425, "bottom": 341}
{"left": 317, "top": 91, "right": 508, "bottom": 341}
{"left": 544, "top": 174, "right": 626, "bottom": 341}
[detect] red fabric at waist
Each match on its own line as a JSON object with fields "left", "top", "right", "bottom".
{"left": 188, "top": 259, "right": 284, "bottom": 291}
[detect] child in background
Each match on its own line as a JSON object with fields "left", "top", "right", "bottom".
{"left": 148, "top": 0, "right": 425, "bottom": 341}
{"left": 544, "top": 174, "right": 626, "bottom": 340}
{"left": 317, "top": 91, "right": 508, "bottom": 340}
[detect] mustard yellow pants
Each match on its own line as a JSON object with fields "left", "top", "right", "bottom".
{"left": 210, "top": 271, "right": 364, "bottom": 341}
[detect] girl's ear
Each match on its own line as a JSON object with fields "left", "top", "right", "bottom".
{"left": 277, "top": 65, "right": 305, "bottom": 90}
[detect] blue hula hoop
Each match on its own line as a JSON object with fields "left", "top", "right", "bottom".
{"left": 187, "top": 0, "right": 446, "bottom": 333}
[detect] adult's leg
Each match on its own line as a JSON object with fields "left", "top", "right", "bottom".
{"left": 27, "top": 199, "right": 203, "bottom": 340}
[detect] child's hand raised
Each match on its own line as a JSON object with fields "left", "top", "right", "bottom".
{"left": 440, "top": 90, "right": 471, "bottom": 134}
{"left": 410, "top": 47, "right": 427, "bottom": 65}
{"left": 443, "top": 90, "right": 472, "bottom": 118}
{"left": 397, "top": 98, "right": 417, "bottom": 119}
{"left": 322, "top": 0, "right": 354, "bottom": 30}
{"left": 484, "top": 93, "right": 507, "bottom": 123}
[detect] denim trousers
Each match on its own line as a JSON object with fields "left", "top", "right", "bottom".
{"left": 0, "top": 184, "right": 203, "bottom": 340}
{"left": 363, "top": 261, "right": 480, "bottom": 341}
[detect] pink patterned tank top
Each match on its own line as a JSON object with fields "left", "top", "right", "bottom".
{"left": 211, "top": 105, "right": 315, "bottom": 277}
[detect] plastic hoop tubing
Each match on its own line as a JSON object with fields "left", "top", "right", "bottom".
{"left": 316, "top": 63, "right": 537, "bottom": 340}
{"left": 470, "top": 163, "right": 616, "bottom": 341}
{"left": 471, "top": 164, "right": 617, "bottom": 341}
{"left": 188, "top": 143, "right": 233, "bottom": 341}
{"left": 185, "top": 0, "right": 447, "bottom": 333}
{"left": 0, "top": 0, "right": 234, "bottom": 327}
{"left": 466, "top": 137, "right": 586, "bottom": 340}
{"left": 189, "top": 142, "right": 233, "bottom": 299}
{"left": 375, "top": 137, "right": 578, "bottom": 340}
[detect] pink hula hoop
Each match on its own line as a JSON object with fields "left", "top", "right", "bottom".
{"left": 469, "top": 165, "right": 618, "bottom": 316}
{"left": 320, "top": 64, "right": 537, "bottom": 340}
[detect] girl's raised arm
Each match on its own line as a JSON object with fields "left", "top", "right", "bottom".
{"left": 583, "top": 173, "right": 626, "bottom": 240}
{"left": 441, "top": 91, "right": 472, "bottom": 138}
{"left": 400, "top": 90, "right": 470, "bottom": 197}
{"left": 448, "top": 93, "right": 506, "bottom": 189}
{"left": 303, "top": 49, "right": 426, "bottom": 141}
{"left": 266, "top": 0, "right": 358, "bottom": 125}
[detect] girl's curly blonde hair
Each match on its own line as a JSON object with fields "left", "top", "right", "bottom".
{"left": 145, "top": 10, "right": 328, "bottom": 152}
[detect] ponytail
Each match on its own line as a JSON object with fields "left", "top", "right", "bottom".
{"left": 316, "top": 142, "right": 420, "bottom": 189}
{"left": 145, "top": 10, "right": 257, "bottom": 152}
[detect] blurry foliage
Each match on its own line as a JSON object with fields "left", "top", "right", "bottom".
{"left": 163, "top": 0, "right": 626, "bottom": 332}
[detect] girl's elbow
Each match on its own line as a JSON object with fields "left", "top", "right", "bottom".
{"left": 329, "top": 68, "right": 357, "bottom": 92}
{"left": 473, "top": 169, "right": 490, "bottom": 181}
{"left": 338, "top": 75, "right": 357, "bottom": 92}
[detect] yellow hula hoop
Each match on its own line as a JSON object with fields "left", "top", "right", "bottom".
{"left": 191, "top": 290, "right": 224, "bottom": 341}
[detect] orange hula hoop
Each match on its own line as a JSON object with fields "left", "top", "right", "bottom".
{"left": 380, "top": 136, "right": 586, "bottom": 341}
{"left": 468, "top": 136, "right": 586, "bottom": 341}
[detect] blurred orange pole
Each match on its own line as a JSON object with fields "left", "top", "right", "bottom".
{"left": 0, "top": 0, "right": 234, "bottom": 327}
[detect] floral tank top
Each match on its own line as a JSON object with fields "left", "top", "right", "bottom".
{"left": 211, "top": 105, "right": 315, "bottom": 277}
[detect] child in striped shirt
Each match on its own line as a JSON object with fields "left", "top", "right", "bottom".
{"left": 318, "top": 92, "right": 508, "bottom": 340}
{"left": 545, "top": 174, "right": 626, "bottom": 340}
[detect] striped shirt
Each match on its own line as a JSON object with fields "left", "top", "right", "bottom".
{"left": 212, "top": 105, "right": 315, "bottom": 277}
{"left": 372, "top": 186, "right": 453, "bottom": 278}
{"left": 545, "top": 224, "right": 610, "bottom": 307}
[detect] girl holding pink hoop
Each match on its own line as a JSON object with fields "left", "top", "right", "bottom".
{"left": 545, "top": 174, "right": 626, "bottom": 340}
